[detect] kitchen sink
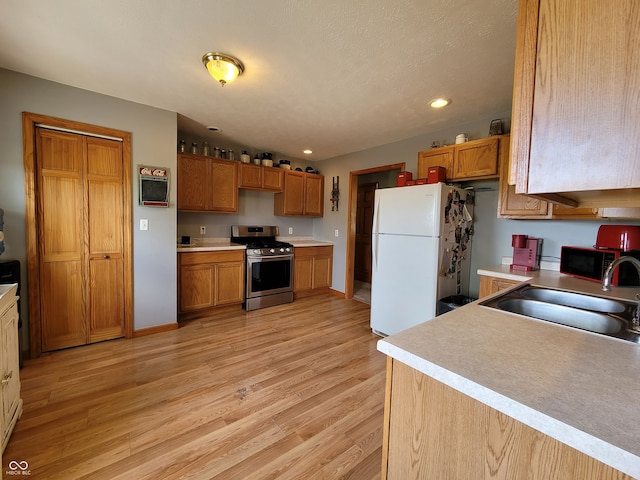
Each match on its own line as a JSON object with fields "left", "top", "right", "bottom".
{"left": 480, "top": 285, "right": 639, "bottom": 343}
{"left": 496, "top": 299, "right": 623, "bottom": 334}
{"left": 519, "top": 287, "right": 626, "bottom": 314}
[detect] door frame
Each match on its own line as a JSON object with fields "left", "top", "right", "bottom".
{"left": 344, "top": 163, "right": 404, "bottom": 299}
{"left": 354, "top": 182, "right": 378, "bottom": 283}
{"left": 22, "top": 112, "right": 133, "bottom": 358}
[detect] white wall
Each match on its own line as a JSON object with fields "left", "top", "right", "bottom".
{"left": 0, "top": 68, "right": 178, "bottom": 346}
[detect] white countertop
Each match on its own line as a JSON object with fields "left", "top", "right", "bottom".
{"left": 176, "top": 236, "right": 333, "bottom": 252}
{"left": 284, "top": 239, "right": 334, "bottom": 247}
{"left": 377, "top": 269, "right": 640, "bottom": 478}
{"left": 176, "top": 242, "right": 245, "bottom": 252}
{"left": 0, "top": 283, "right": 18, "bottom": 314}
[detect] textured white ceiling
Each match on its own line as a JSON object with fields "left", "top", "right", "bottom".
{"left": 0, "top": 0, "right": 518, "bottom": 161}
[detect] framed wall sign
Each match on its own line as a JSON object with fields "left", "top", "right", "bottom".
{"left": 138, "top": 165, "right": 170, "bottom": 207}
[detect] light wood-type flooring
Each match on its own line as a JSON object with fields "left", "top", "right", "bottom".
{"left": 5, "top": 294, "right": 386, "bottom": 479}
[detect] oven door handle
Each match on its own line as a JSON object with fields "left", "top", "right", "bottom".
{"left": 247, "top": 254, "right": 293, "bottom": 261}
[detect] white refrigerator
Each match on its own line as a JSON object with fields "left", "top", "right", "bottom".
{"left": 370, "top": 183, "right": 474, "bottom": 336}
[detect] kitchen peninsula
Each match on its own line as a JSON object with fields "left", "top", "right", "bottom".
{"left": 377, "top": 274, "right": 640, "bottom": 479}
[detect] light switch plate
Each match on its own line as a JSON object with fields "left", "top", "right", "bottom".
{"left": 140, "top": 219, "right": 148, "bottom": 231}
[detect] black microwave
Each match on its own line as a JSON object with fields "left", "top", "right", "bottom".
{"left": 560, "top": 246, "right": 640, "bottom": 286}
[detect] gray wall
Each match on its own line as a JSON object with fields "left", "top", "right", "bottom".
{"left": 178, "top": 190, "right": 316, "bottom": 240}
{"left": 313, "top": 115, "right": 640, "bottom": 298}
{"left": 0, "top": 68, "right": 178, "bottom": 348}
{"left": 315, "top": 113, "right": 513, "bottom": 294}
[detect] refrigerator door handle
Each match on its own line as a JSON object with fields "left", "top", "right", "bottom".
{"left": 372, "top": 196, "right": 381, "bottom": 271}
{"left": 372, "top": 233, "right": 378, "bottom": 272}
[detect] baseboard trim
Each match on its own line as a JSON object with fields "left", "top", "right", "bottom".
{"left": 133, "top": 322, "right": 179, "bottom": 337}
{"left": 329, "top": 288, "right": 345, "bottom": 298}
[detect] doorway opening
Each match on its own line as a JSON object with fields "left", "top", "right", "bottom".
{"left": 345, "top": 163, "right": 404, "bottom": 302}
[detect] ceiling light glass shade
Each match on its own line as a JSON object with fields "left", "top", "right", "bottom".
{"left": 430, "top": 98, "right": 451, "bottom": 108}
{"left": 202, "top": 52, "right": 244, "bottom": 86}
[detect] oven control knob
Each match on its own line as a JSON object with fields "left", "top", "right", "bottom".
{"left": 279, "top": 248, "right": 284, "bottom": 253}
{"left": 285, "top": 247, "right": 291, "bottom": 253}
{"left": 269, "top": 248, "right": 275, "bottom": 254}
{"left": 253, "top": 249, "right": 260, "bottom": 255}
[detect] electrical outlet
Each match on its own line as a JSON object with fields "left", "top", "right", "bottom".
{"left": 334, "top": 229, "right": 339, "bottom": 237}
{"left": 200, "top": 226, "right": 206, "bottom": 235}
{"left": 140, "top": 219, "right": 148, "bottom": 231}
{"left": 288, "top": 227, "right": 293, "bottom": 235}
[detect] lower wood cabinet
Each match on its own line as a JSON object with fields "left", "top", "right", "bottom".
{"left": 0, "top": 285, "right": 22, "bottom": 454}
{"left": 478, "top": 275, "right": 521, "bottom": 298}
{"left": 293, "top": 245, "right": 333, "bottom": 297}
{"left": 382, "top": 358, "right": 632, "bottom": 480}
{"left": 178, "top": 251, "right": 245, "bottom": 315}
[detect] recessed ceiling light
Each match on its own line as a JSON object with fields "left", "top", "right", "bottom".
{"left": 207, "top": 126, "right": 221, "bottom": 132}
{"left": 303, "top": 149, "right": 313, "bottom": 155}
{"left": 429, "top": 98, "right": 452, "bottom": 109}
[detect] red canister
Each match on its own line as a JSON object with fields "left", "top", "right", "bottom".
{"left": 427, "top": 166, "right": 446, "bottom": 184}
{"left": 396, "top": 171, "right": 413, "bottom": 187}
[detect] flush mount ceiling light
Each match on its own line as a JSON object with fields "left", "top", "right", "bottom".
{"left": 429, "top": 97, "right": 452, "bottom": 109}
{"left": 202, "top": 52, "right": 244, "bottom": 86}
{"left": 303, "top": 149, "right": 313, "bottom": 155}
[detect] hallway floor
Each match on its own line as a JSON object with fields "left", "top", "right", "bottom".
{"left": 353, "top": 280, "right": 371, "bottom": 304}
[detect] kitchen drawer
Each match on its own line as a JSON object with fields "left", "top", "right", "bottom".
{"left": 179, "top": 250, "right": 244, "bottom": 265}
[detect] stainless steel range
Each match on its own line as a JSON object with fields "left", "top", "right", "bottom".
{"left": 231, "top": 225, "right": 294, "bottom": 311}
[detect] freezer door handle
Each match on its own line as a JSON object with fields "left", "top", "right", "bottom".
{"left": 372, "top": 196, "right": 381, "bottom": 272}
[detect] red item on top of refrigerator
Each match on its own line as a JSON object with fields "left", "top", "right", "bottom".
{"left": 415, "top": 178, "right": 428, "bottom": 185}
{"left": 427, "top": 166, "right": 446, "bottom": 184}
{"left": 396, "top": 171, "right": 413, "bottom": 187}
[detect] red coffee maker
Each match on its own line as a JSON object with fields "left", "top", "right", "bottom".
{"left": 511, "top": 234, "right": 542, "bottom": 271}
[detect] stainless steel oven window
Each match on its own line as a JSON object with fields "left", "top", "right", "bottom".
{"left": 246, "top": 255, "right": 293, "bottom": 298}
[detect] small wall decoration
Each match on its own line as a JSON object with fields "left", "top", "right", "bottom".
{"left": 489, "top": 119, "right": 503, "bottom": 136}
{"left": 139, "top": 165, "right": 170, "bottom": 207}
{"left": 331, "top": 176, "right": 340, "bottom": 211}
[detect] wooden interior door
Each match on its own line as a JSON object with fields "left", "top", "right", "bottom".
{"left": 86, "top": 137, "right": 125, "bottom": 343}
{"left": 35, "top": 128, "right": 125, "bottom": 351}
{"left": 354, "top": 183, "right": 377, "bottom": 283}
{"left": 36, "top": 129, "right": 87, "bottom": 351}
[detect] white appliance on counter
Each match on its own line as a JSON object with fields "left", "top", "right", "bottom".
{"left": 370, "top": 183, "right": 474, "bottom": 336}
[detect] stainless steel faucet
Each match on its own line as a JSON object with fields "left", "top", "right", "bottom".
{"left": 601, "top": 256, "right": 640, "bottom": 332}
{"left": 601, "top": 256, "right": 640, "bottom": 291}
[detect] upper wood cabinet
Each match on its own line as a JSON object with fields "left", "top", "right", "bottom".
{"left": 274, "top": 170, "right": 324, "bottom": 217}
{"left": 238, "top": 163, "right": 284, "bottom": 192}
{"left": 498, "top": 134, "right": 550, "bottom": 218}
{"left": 177, "top": 154, "right": 238, "bottom": 213}
{"left": 418, "top": 136, "right": 500, "bottom": 182}
{"left": 510, "top": 0, "right": 640, "bottom": 207}
{"left": 499, "top": 135, "right": 640, "bottom": 219}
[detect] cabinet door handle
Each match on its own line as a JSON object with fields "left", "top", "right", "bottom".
{"left": 103, "top": 255, "right": 110, "bottom": 259}
{"left": 1, "top": 371, "right": 13, "bottom": 385}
